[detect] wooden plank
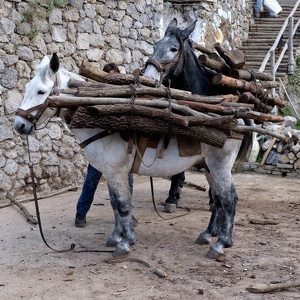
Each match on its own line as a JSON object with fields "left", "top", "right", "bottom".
{"left": 258, "top": 122, "right": 286, "bottom": 166}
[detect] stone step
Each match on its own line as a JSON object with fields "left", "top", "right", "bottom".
{"left": 241, "top": 1, "right": 297, "bottom": 86}
{"left": 242, "top": 38, "right": 300, "bottom": 44}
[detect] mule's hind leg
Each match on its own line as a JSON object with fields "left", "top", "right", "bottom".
{"left": 197, "top": 142, "right": 240, "bottom": 258}
{"left": 195, "top": 173, "right": 223, "bottom": 245}
{"left": 164, "top": 172, "right": 185, "bottom": 213}
{"left": 106, "top": 174, "right": 136, "bottom": 256}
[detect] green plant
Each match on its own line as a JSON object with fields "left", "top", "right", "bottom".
{"left": 286, "top": 55, "right": 300, "bottom": 95}
{"left": 29, "top": 27, "right": 39, "bottom": 41}
{"left": 295, "top": 122, "right": 300, "bottom": 130}
{"left": 46, "top": 0, "right": 68, "bottom": 10}
{"left": 278, "top": 105, "right": 293, "bottom": 117}
{"left": 22, "top": 9, "right": 35, "bottom": 23}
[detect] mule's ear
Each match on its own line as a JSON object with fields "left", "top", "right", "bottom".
{"left": 167, "top": 18, "right": 178, "bottom": 29}
{"left": 49, "top": 53, "right": 59, "bottom": 74}
{"left": 180, "top": 20, "right": 197, "bottom": 41}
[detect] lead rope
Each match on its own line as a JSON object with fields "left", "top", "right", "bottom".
{"left": 26, "top": 136, "right": 75, "bottom": 252}
{"left": 26, "top": 136, "right": 114, "bottom": 253}
{"left": 149, "top": 177, "right": 190, "bottom": 220}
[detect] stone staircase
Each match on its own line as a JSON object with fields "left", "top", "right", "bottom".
{"left": 240, "top": 1, "right": 300, "bottom": 86}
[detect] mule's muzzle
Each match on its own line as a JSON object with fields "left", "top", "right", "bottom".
{"left": 145, "top": 58, "right": 165, "bottom": 73}
{"left": 15, "top": 108, "right": 39, "bottom": 124}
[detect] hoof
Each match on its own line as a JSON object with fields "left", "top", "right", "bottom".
{"left": 207, "top": 246, "right": 225, "bottom": 261}
{"left": 163, "top": 203, "right": 176, "bottom": 213}
{"left": 113, "top": 244, "right": 131, "bottom": 257}
{"left": 106, "top": 237, "right": 120, "bottom": 247}
{"left": 195, "top": 232, "right": 211, "bottom": 245}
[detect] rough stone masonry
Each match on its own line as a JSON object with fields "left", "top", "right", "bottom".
{"left": 0, "top": 0, "right": 252, "bottom": 200}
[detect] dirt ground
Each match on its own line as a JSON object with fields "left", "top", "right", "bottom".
{"left": 1, "top": 170, "right": 300, "bottom": 300}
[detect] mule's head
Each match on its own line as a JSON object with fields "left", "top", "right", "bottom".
{"left": 144, "top": 18, "right": 196, "bottom": 82}
{"left": 14, "top": 53, "right": 60, "bottom": 135}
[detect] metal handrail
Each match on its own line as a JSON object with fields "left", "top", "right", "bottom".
{"left": 258, "top": 0, "right": 300, "bottom": 78}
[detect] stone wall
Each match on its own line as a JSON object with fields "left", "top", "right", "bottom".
{"left": 0, "top": 0, "right": 252, "bottom": 201}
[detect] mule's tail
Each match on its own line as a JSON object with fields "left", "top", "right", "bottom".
{"left": 235, "top": 120, "right": 253, "bottom": 166}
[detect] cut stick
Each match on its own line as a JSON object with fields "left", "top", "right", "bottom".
{"left": 246, "top": 282, "right": 300, "bottom": 293}
{"left": 6, "top": 193, "right": 37, "bottom": 224}
{"left": 258, "top": 122, "right": 286, "bottom": 166}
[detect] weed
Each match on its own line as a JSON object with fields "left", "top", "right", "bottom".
{"left": 286, "top": 55, "right": 300, "bottom": 95}
{"left": 46, "top": 0, "right": 68, "bottom": 10}
{"left": 22, "top": 9, "right": 35, "bottom": 23}
{"left": 29, "top": 27, "right": 39, "bottom": 41}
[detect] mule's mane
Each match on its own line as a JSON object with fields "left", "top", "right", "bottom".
{"left": 58, "top": 68, "right": 84, "bottom": 81}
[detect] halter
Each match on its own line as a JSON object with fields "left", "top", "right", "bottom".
{"left": 144, "top": 39, "right": 184, "bottom": 83}
{"left": 144, "top": 50, "right": 182, "bottom": 79}
{"left": 15, "top": 99, "right": 51, "bottom": 125}
{"left": 15, "top": 76, "right": 60, "bottom": 128}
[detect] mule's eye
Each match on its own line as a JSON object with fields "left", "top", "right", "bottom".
{"left": 170, "top": 47, "right": 178, "bottom": 52}
{"left": 38, "top": 90, "right": 45, "bottom": 95}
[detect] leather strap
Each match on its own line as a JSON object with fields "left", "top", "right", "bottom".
{"left": 79, "top": 129, "right": 118, "bottom": 149}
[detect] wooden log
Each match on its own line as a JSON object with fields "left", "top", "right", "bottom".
{"left": 188, "top": 115, "right": 235, "bottom": 126}
{"left": 240, "top": 92, "right": 273, "bottom": 112}
{"left": 224, "top": 124, "right": 290, "bottom": 143}
{"left": 214, "top": 42, "right": 245, "bottom": 69}
{"left": 177, "top": 100, "right": 241, "bottom": 115}
{"left": 6, "top": 193, "right": 37, "bottom": 224}
{"left": 88, "top": 104, "right": 235, "bottom": 127}
{"left": 228, "top": 69, "right": 274, "bottom": 81}
{"left": 246, "top": 282, "right": 300, "bottom": 293}
{"left": 48, "top": 96, "right": 213, "bottom": 118}
{"left": 221, "top": 102, "right": 255, "bottom": 109}
{"left": 208, "top": 52, "right": 224, "bottom": 62}
{"left": 212, "top": 74, "right": 286, "bottom": 108}
{"left": 68, "top": 79, "right": 115, "bottom": 89}
{"left": 69, "top": 107, "right": 228, "bottom": 148}
{"left": 260, "top": 81, "right": 280, "bottom": 89}
{"left": 190, "top": 40, "right": 214, "bottom": 55}
{"left": 212, "top": 73, "right": 265, "bottom": 94}
{"left": 261, "top": 93, "right": 286, "bottom": 108}
{"left": 86, "top": 104, "right": 189, "bottom": 127}
{"left": 222, "top": 94, "right": 240, "bottom": 102}
{"left": 198, "top": 54, "right": 229, "bottom": 73}
{"left": 293, "top": 158, "right": 300, "bottom": 169}
{"left": 73, "top": 85, "right": 226, "bottom": 104}
{"left": 235, "top": 111, "right": 285, "bottom": 123}
{"left": 79, "top": 60, "right": 157, "bottom": 87}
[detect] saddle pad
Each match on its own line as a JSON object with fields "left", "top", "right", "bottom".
{"left": 178, "top": 136, "right": 202, "bottom": 157}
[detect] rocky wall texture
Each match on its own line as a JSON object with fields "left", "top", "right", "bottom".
{"left": 0, "top": 0, "right": 252, "bottom": 201}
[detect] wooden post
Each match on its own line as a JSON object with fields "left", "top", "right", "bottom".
{"left": 288, "top": 16, "right": 294, "bottom": 75}
{"left": 270, "top": 49, "right": 275, "bottom": 97}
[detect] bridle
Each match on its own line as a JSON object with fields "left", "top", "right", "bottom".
{"left": 15, "top": 99, "right": 51, "bottom": 125}
{"left": 15, "top": 76, "right": 60, "bottom": 129}
{"left": 144, "top": 33, "right": 184, "bottom": 81}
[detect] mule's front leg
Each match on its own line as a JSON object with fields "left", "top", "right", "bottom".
{"left": 106, "top": 175, "right": 136, "bottom": 256}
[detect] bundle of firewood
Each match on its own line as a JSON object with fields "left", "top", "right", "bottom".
{"left": 47, "top": 48, "right": 290, "bottom": 148}
{"left": 280, "top": 141, "right": 300, "bottom": 168}
{"left": 191, "top": 41, "right": 286, "bottom": 112}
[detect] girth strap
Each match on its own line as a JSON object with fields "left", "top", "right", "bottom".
{"left": 79, "top": 129, "right": 118, "bottom": 149}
